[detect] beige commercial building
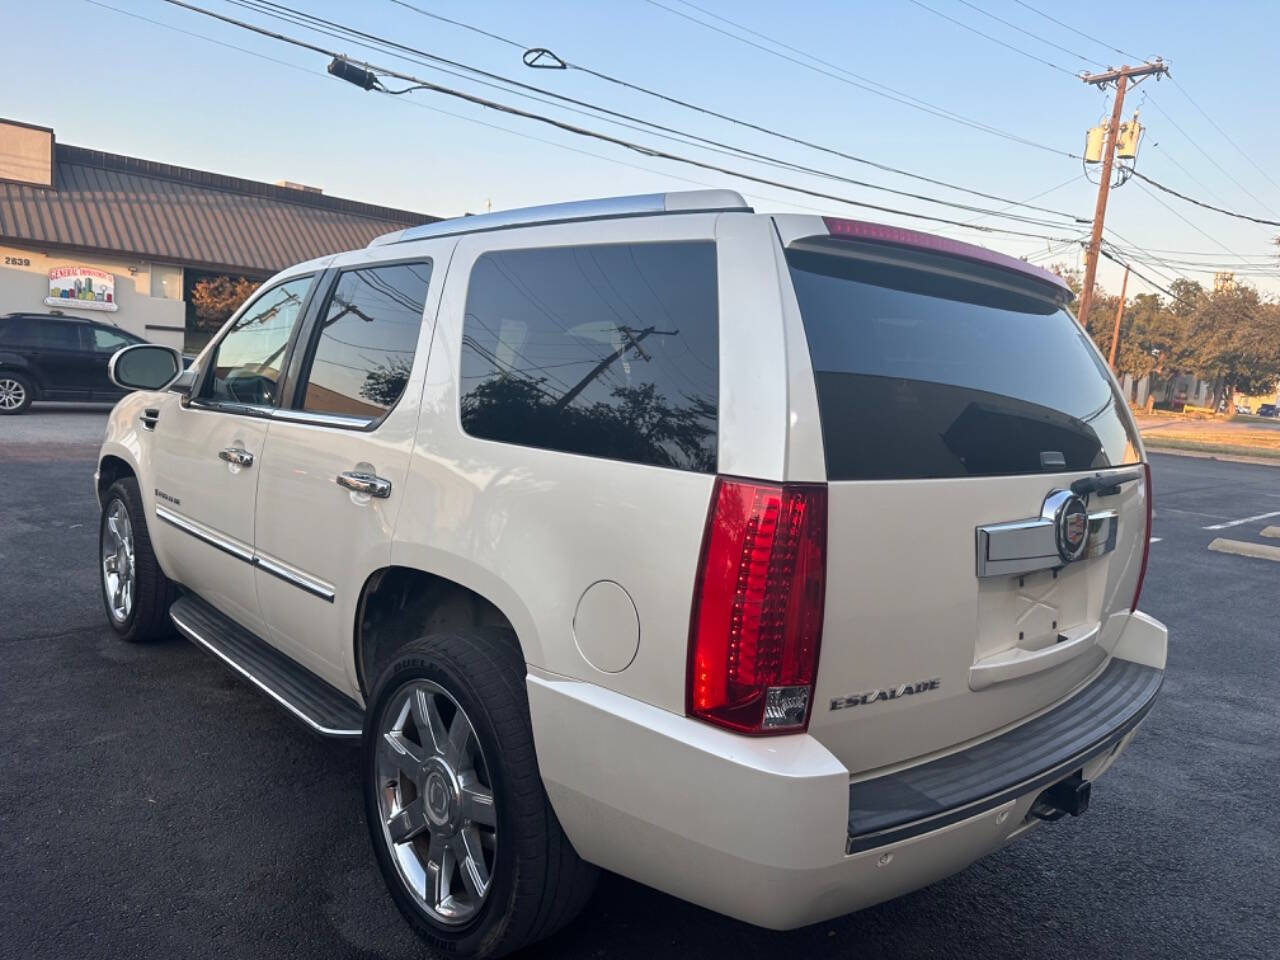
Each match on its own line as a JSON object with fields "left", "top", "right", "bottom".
{"left": 0, "top": 118, "right": 434, "bottom": 351}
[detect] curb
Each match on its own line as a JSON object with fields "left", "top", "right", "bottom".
{"left": 1144, "top": 445, "right": 1280, "bottom": 468}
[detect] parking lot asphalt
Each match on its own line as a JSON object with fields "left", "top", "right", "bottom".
{"left": 1, "top": 411, "right": 1277, "bottom": 960}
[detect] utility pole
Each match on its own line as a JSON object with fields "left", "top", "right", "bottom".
{"left": 1107, "top": 265, "right": 1129, "bottom": 370}
{"left": 552, "top": 325, "right": 677, "bottom": 411}
{"left": 1077, "top": 61, "right": 1169, "bottom": 327}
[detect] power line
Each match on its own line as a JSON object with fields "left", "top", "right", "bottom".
{"left": 1144, "top": 95, "right": 1280, "bottom": 220}
{"left": 934, "top": 175, "right": 1084, "bottom": 233}
{"left": 384, "top": 0, "right": 1087, "bottom": 218}
{"left": 155, "top": 0, "right": 1084, "bottom": 244}
{"left": 1008, "top": 0, "right": 1146, "bottom": 62}
{"left": 80, "top": 0, "right": 1059, "bottom": 239}
{"left": 901, "top": 0, "right": 1081, "bottom": 76}
{"left": 1129, "top": 177, "right": 1250, "bottom": 259}
{"left": 1168, "top": 76, "right": 1280, "bottom": 196}
{"left": 640, "top": 0, "right": 1075, "bottom": 156}
{"left": 1097, "top": 245, "right": 1192, "bottom": 304}
{"left": 228, "top": 0, "right": 1082, "bottom": 227}
{"left": 949, "top": 0, "right": 1105, "bottom": 67}
{"left": 1123, "top": 167, "right": 1280, "bottom": 227}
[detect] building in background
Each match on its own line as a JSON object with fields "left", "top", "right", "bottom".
{"left": 0, "top": 118, "right": 434, "bottom": 352}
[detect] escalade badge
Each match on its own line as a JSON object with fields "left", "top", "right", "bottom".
{"left": 830, "top": 678, "right": 941, "bottom": 711}
{"left": 1055, "top": 493, "right": 1089, "bottom": 564}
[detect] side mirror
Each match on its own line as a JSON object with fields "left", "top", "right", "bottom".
{"left": 109, "top": 343, "right": 182, "bottom": 392}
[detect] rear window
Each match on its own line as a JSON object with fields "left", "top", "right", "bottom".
{"left": 787, "top": 242, "right": 1140, "bottom": 480}
{"left": 459, "top": 241, "right": 719, "bottom": 472}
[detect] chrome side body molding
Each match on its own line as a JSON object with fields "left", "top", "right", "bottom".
{"left": 155, "top": 504, "right": 335, "bottom": 603}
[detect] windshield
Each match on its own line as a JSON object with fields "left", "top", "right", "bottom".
{"left": 787, "top": 241, "right": 1141, "bottom": 481}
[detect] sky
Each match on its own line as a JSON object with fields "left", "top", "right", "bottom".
{"left": 5, "top": 0, "right": 1279, "bottom": 298}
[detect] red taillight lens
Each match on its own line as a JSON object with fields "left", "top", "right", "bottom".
{"left": 687, "top": 477, "right": 827, "bottom": 734}
{"left": 1131, "top": 462, "right": 1153, "bottom": 612}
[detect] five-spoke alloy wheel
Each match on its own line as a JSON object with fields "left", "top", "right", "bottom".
{"left": 375, "top": 679, "right": 497, "bottom": 925}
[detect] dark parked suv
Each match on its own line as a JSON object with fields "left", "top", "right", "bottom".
{"left": 0, "top": 312, "right": 146, "bottom": 414}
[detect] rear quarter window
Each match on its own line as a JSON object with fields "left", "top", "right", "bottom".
{"left": 787, "top": 241, "right": 1140, "bottom": 480}
{"left": 458, "top": 241, "right": 719, "bottom": 472}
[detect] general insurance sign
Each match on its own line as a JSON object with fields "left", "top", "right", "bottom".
{"left": 45, "top": 265, "right": 118, "bottom": 312}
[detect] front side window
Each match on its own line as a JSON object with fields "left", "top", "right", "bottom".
{"left": 87, "top": 326, "right": 139, "bottom": 353}
{"left": 204, "top": 276, "right": 312, "bottom": 407}
{"left": 459, "top": 242, "right": 719, "bottom": 472}
{"left": 300, "top": 262, "right": 432, "bottom": 419}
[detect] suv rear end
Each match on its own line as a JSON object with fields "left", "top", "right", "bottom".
{"left": 528, "top": 207, "right": 1164, "bottom": 929}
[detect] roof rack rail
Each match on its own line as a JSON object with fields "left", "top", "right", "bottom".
{"left": 368, "top": 189, "right": 750, "bottom": 247}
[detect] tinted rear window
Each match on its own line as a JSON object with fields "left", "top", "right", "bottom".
{"left": 787, "top": 243, "right": 1140, "bottom": 480}
{"left": 459, "top": 242, "right": 719, "bottom": 472}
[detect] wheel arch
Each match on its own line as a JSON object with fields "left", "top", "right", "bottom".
{"left": 96, "top": 453, "right": 137, "bottom": 507}
{"left": 354, "top": 565, "right": 531, "bottom": 698}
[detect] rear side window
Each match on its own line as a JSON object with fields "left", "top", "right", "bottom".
{"left": 458, "top": 242, "right": 719, "bottom": 472}
{"left": 5, "top": 319, "right": 81, "bottom": 350}
{"left": 300, "top": 262, "right": 432, "bottom": 419}
{"left": 787, "top": 242, "right": 1140, "bottom": 480}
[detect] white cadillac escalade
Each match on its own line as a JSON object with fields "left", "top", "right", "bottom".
{"left": 95, "top": 190, "right": 1166, "bottom": 958}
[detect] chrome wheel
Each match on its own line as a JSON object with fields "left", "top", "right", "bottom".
{"left": 0, "top": 377, "right": 26, "bottom": 410}
{"left": 101, "top": 500, "right": 135, "bottom": 623}
{"left": 375, "top": 680, "right": 497, "bottom": 926}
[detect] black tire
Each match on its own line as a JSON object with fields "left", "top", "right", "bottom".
{"left": 99, "top": 477, "right": 175, "bottom": 642}
{"left": 363, "top": 630, "right": 598, "bottom": 958}
{"left": 0, "top": 371, "right": 34, "bottom": 414}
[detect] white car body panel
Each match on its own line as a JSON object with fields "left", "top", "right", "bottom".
{"left": 96, "top": 193, "right": 1168, "bottom": 931}
{"left": 249, "top": 240, "right": 455, "bottom": 693}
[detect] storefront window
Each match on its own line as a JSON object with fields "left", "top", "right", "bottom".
{"left": 150, "top": 264, "right": 182, "bottom": 300}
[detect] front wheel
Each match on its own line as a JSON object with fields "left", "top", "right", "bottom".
{"left": 99, "top": 477, "right": 174, "bottom": 642}
{"left": 0, "top": 372, "right": 33, "bottom": 414}
{"left": 363, "top": 631, "right": 597, "bottom": 958}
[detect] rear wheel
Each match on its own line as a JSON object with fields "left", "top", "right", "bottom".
{"left": 0, "top": 372, "right": 33, "bottom": 414}
{"left": 99, "top": 477, "right": 174, "bottom": 642}
{"left": 363, "top": 631, "right": 597, "bottom": 958}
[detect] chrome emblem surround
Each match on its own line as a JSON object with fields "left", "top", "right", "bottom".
{"left": 1047, "top": 489, "right": 1090, "bottom": 564}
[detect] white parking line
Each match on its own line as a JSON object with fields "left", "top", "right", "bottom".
{"left": 1208, "top": 538, "right": 1280, "bottom": 562}
{"left": 1202, "top": 510, "right": 1280, "bottom": 531}
{"left": 1149, "top": 537, "right": 1163, "bottom": 544}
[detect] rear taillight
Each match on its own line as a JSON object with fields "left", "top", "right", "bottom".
{"left": 1131, "top": 462, "right": 1153, "bottom": 612}
{"left": 687, "top": 477, "right": 827, "bottom": 735}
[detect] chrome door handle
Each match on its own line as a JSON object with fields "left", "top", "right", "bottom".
{"left": 218, "top": 446, "right": 255, "bottom": 467}
{"left": 337, "top": 471, "right": 391, "bottom": 499}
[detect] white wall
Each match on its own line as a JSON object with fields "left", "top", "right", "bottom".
{"left": 0, "top": 243, "right": 185, "bottom": 349}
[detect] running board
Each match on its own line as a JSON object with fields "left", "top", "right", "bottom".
{"left": 170, "top": 593, "right": 364, "bottom": 739}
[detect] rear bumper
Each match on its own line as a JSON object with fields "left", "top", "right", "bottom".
{"left": 846, "top": 656, "right": 1161, "bottom": 853}
{"left": 528, "top": 610, "right": 1166, "bottom": 929}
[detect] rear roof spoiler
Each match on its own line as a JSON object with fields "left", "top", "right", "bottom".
{"left": 821, "top": 217, "right": 1074, "bottom": 298}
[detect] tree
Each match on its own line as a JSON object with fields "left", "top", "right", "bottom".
{"left": 190, "top": 275, "right": 261, "bottom": 331}
{"left": 1185, "top": 282, "right": 1280, "bottom": 408}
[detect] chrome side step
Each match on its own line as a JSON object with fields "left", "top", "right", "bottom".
{"left": 170, "top": 593, "right": 363, "bottom": 739}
